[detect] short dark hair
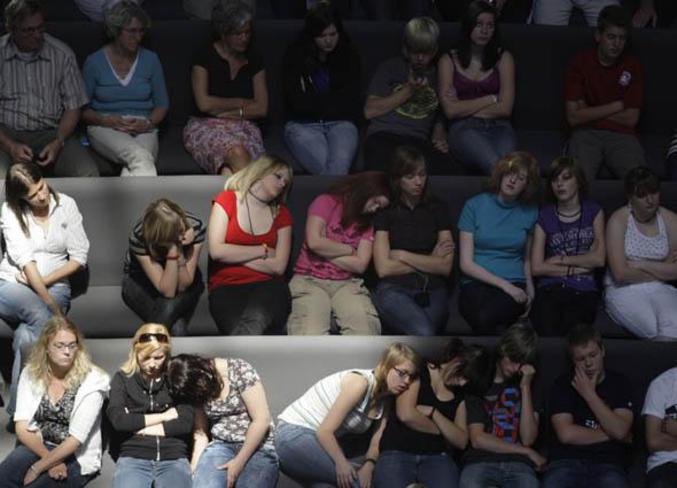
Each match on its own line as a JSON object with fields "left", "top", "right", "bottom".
{"left": 545, "top": 157, "right": 588, "bottom": 203}
{"left": 5, "top": 0, "right": 43, "bottom": 29}
{"left": 597, "top": 4, "right": 631, "bottom": 34}
{"left": 167, "top": 354, "right": 223, "bottom": 406}
{"left": 459, "top": 344, "right": 494, "bottom": 397}
{"left": 566, "top": 323, "right": 603, "bottom": 355}
{"left": 624, "top": 166, "right": 659, "bottom": 198}
{"left": 304, "top": 2, "right": 345, "bottom": 39}
{"left": 496, "top": 323, "right": 538, "bottom": 365}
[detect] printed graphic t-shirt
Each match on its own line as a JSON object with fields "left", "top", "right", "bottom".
{"left": 463, "top": 380, "right": 537, "bottom": 466}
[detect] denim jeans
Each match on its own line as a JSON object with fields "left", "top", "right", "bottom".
{"left": 121, "top": 271, "right": 204, "bottom": 336}
{"left": 193, "top": 440, "right": 279, "bottom": 488}
{"left": 647, "top": 462, "right": 677, "bottom": 488}
{"left": 112, "top": 457, "right": 191, "bottom": 488}
{"left": 0, "top": 444, "right": 93, "bottom": 488}
{"left": 373, "top": 282, "right": 449, "bottom": 336}
{"left": 284, "top": 120, "right": 358, "bottom": 175}
{"left": 275, "top": 421, "right": 361, "bottom": 488}
{"left": 531, "top": 0, "right": 619, "bottom": 26}
{"left": 374, "top": 450, "right": 459, "bottom": 488}
{"left": 542, "top": 459, "right": 629, "bottom": 488}
{"left": 448, "top": 118, "right": 517, "bottom": 175}
{"left": 0, "top": 280, "right": 70, "bottom": 416}
{"left": 459, "top": 461, "right": 539, "bottom": 488}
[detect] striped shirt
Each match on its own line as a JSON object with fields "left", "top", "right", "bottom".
{"left": 123, "top": 212, "right": 205, "bottom": 276}
{"left": 0, "top": 33, "right": 88, "bottom": 131}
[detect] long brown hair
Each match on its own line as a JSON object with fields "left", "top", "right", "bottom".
{"left": 327, "top": 172, "right": 390, "bottom": 231}
{"left": 4, "top": 162, "right": 58, "bottom": 236}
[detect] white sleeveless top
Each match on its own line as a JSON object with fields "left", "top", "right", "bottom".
{"left": 278, "top": 369, "right": 383, "bottom": 436}
{"left": 605, "top": 209, "right": 669, "bottom": 287}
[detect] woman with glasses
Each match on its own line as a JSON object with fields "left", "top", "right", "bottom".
{"left": 605, "top": 167, "right": 677, "bottom": 340}
{"left": 82, "top": 1, "right": 168, "bottom": 176}
{"left": 122, "top": 198, "right": 205, "bottom": 336}
{"left": 107, "top": 323, "right": 194, "bottom": 488}
{"left": 0, "top": 162, "right": 89, "bottom": 422}
{"left": 373, "top": 339, "right": 492, "bottom": 488}
{"left": 275, "top": 343, "right": 419, "bottom": 488}
{"left": 183, "top": 1, "right": 268, "bottom": 175}
{"left": 0, "top": 317, "right": 109, "bottom": 487}
{"left": 167, "top": 354, "right": 278, "bottom": 487}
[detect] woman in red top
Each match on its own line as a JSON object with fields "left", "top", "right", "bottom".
{"left": 207, "top": 155, "right": 293, "bottom": 334}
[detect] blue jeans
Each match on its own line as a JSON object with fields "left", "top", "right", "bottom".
{"left": 284, "top": 120, "right": 358, "bottom": 175}
{"left": 193, "top": 440, "right": 279, "bottom": 488}
{"left": 460, "top": 461, "right": 539, "bottom": 488}
{"left": 0, "top": 443, "right": 93, "bottom": 487}
{"left": 374, "top": 450, "right": 459, "bottom": 488}
{"left": 448, "top": 117, "right": 517, "bottom": 174}
{"left": 275, "top": 421, "right": 361, "bottom": 488}
{"left": 373, "top": 282, "right": 449, "bottom": 336}
{"left": 0, "top": 280, "right": 70, "bottom": 416}
{"left": 542, "top": 459, "right": 629, "bottom": 488}
{"left": 112, "top": 457, "right": 191, "bottom": 488}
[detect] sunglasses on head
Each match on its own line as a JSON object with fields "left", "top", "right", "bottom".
{"left": 138, "top": 333, "right": 169, "bottom": 344}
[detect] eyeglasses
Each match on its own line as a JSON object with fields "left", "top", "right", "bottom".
{"left": 122, "top": 27, "right": 146, "bottom": 36}
{"left": 138, "top": 333, "right": 169, "bottom": 344}
{"left": 51, "top": 342, "right": 78, "bottom": 352}
{"left": 393, "top": 366, "right": 416, "bottom": 382}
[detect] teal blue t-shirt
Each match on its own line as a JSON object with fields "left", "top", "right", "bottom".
{"left": 458, "top": 192, "right": 537, "bottom": 285}
{"left": 83, "top": 47, "right": 169, "bottom": 117}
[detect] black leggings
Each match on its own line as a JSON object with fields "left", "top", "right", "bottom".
{"left": 209, "top": 279, "right": 291, "bottom": 335}
{"left": 459, "top": 281, "right": 527, "bottom": 335}
{"left": 530, "top": 285, "right": 599, "bottom": 337}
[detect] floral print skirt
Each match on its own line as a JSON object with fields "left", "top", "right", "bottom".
{"left": 183, "top": 117, "right": 265, "bottom": 174}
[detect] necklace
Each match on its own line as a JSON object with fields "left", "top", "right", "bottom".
{"left": 555, "top": 203, "right": 581, "bottom": 219}
{"left": 248, "top": 188, "right": 269, "bottom": 205}
{"left": 244, "top": 192, "right": 274, "bottom": 235}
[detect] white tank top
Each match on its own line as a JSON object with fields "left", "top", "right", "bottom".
{"left": 625, "top": 209, "right": 669, "bottom": 261}
{"left": 278, "top": 369, "right": 383, "bottom": 436}
{"left": 606, "top": 209, "right": 669, "bottom": 287}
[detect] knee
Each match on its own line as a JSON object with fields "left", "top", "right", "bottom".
{"left": 226, "top": 144, "right": 250, "bottom": 163}
{"left": 13, "top": 324, "right": 35, "bottom": 350}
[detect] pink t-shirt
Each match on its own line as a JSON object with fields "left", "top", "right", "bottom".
{"left": 294, "top": 194, "right": 374, "bottom": 281}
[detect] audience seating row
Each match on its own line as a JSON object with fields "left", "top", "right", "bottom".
{"left": 4, "top": 336, "right": 676, "bottom": 487}
{"left": 2, "top": 175, "right": 677, "bottom": 340}
{"left": 1, "top": 20, "right": 675, "bottom": 178}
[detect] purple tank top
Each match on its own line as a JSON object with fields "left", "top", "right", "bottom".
{"left": 537, "top": 200, "right": 601, "bottom": 292}
{"left": 451, "top": 55, "right": 500, "bottom": 100}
